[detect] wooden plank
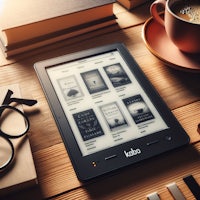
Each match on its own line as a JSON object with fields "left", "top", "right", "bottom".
{"left": 173, "top": 101, "right": 200, "bottom": 144}
{"left": 33, "top": 143, "right": 81, "bottom": 198}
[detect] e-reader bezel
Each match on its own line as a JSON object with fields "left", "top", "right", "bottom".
{"left": 34, "top": 43, "right": 190, "bottom": 181}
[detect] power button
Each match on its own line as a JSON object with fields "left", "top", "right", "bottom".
{"left": 165, "top": 135, "right": 172, "bottom": 141}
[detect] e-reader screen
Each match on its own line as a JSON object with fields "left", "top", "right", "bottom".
{"left": 46, "top": 50, "right": 169, "bottom": 157}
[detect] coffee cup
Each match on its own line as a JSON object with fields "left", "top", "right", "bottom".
{"left": 150, "top": 0, "right": 200, "bottom": 54}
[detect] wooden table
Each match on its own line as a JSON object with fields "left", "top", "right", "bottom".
{"left": 1, "top": 2, "right": 200, "bottom": 199}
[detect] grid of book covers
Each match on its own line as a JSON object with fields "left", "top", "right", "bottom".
{"left": 47, "top": 50, "right": 169, "bottom": 156}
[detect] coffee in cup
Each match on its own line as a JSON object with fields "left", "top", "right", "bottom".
{"left": 171, "top": 0, "right": 200, "bottom": 23}
{"left": 150, "top": 0, "right": 200, "bottom": 53}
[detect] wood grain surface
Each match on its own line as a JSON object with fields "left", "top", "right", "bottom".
{"left": 1, "top": 2, "right": 199, "bottom": 200}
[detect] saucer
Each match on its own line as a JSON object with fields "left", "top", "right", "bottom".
{"left": 142, "top": 15, "right": 200, "bottom": 73}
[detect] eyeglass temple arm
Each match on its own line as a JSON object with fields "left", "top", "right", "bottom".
{"left": 10, "top": 98, "right": 37, "bottom": 106}
{"left": 2, "top": 89, "right": 37, "bottom": 106}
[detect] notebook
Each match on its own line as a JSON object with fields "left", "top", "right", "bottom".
{"left": 0, "top": 84, "right": 37, "bottom": 196}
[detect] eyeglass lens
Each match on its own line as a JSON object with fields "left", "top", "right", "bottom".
{"left": 0, "top": 106, "right": 29, "bottom": 169}
{"left": 0, "top": 106, "right": 29, "bottom": 137}
{"left": 0, "top": 135, "right": 13, "bottom": 169}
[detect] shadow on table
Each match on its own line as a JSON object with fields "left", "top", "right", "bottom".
{"left": 0, "top": 185, "right": 43, "bottom": 200}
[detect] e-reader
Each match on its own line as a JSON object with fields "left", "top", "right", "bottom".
{"left": 34, "top": 43, "right": 190, "bottom": 181}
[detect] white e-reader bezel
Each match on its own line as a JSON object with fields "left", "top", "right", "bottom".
{"left": 34, "top": 43, "right": 190, "bottom": 181}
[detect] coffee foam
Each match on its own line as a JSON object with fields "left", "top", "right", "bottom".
{"left": 180, "top": 5, "right": 200, "bottom": 23}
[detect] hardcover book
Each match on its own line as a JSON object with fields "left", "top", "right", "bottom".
{"left": 0, "top": 0, "right": 116, "bottom": 57}
{"left": 117, "top": 0, "right": 150, "bottom": 10}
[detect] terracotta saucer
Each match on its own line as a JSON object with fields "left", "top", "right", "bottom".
{"left": 142, "top": 15, "right": 200, "bottom": 73}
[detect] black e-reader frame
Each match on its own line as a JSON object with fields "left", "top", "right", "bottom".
{"left": 34, "top": 43, "right": 190, "bottom": 181}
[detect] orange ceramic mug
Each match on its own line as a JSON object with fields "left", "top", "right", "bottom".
{"left": 150, "top": 0, "right": 200, "bottom": 54}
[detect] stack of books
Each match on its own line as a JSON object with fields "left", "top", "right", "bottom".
{"left": 0, "top": 0, "right": 116, "bottom": 57}
{"left": 117, "top": 0, "right": 150, "bottom": 10}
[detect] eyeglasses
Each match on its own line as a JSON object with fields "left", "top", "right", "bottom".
{"left": 0, "top": 90, "right": 37, "bottom": 171}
